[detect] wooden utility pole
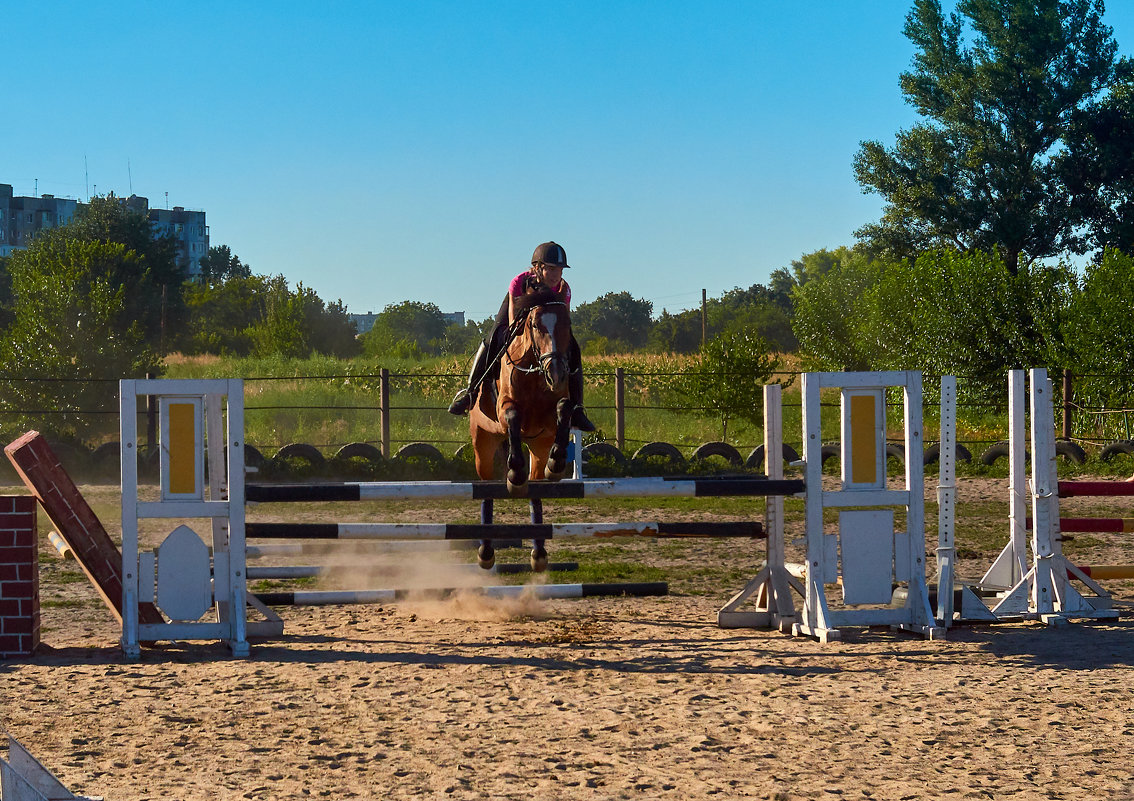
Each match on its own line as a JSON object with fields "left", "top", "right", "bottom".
{"left": 701, "top": 288, "right": 707, "bottom": 348}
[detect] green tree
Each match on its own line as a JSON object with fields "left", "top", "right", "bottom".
{"left": 791, "top": 254, "right": 883, "bottom": 371}
{"left": 768, "top": 247, "right": 851, "bottom": 302}
{"left": 0, "top": 256, "right": 12, "bottom": 332}
{"left": 854, "top": 0, "right": 1125, "bottom": 272}
{"left": 573, "top": 292, "right": 654, "bottom": 351}
{"left": 66, "top": 194, "right": 187, "bottom": 344}
{"left": 179, "top": 275, "right": 268, "bottom": 355}
{"left": 0, "top": 239, "right": 157, "bottom": 438}
{"left": 1064, "top": 249, "right": 1134, "bottom": 407}
{"left": 679, "top": 329, "right": 780, "bottom": 441}
{"left": 360, "top": 301, "right": 448, "bottom": 357}
{"left": 647, "top": 308, "right": 703, "bottom": 354}
{"left": 198, "top": 244, "right": 252, "bottom": 282}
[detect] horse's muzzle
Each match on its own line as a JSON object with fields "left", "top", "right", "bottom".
{"left": 541, "top": 354, "right": 569, "bottom": 392}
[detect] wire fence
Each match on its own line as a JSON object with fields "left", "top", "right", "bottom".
{"left": 2, "top": 367, "right": 1134, "bottom": 461}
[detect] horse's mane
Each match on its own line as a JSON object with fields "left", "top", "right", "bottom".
{"left": 513, "top": 285, "right": 568, "bottom": 319}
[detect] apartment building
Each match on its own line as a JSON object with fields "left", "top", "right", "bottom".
{"left": 0, "top": 184, "right": 209, "bottom": 277}
{"left": 0, "top": 184, "right": 78, "bottom": 257}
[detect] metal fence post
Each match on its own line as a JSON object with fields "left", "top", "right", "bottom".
{"left": 145, "top": 371, "right": 157, "bottom": 453}
{"left": 380, "top": 368, "right": 390, "bottom": 459}
{"left": 1063, "top": 368, "right": 1073, "bottom": 440}
{"left": 615, "top": 367, "right": 625, "bottom": 452}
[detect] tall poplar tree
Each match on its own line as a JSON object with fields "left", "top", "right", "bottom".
{"left": 854, "top": 0, "right": 1126, "bottom": 273}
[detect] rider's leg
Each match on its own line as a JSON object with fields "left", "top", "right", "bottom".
{"left": 567, "top": 335, "right": 595, "bottom": 432}
{"left": 449, "top": 313, "right": 508, "bottom": 416}
{"left": 448, "top": 339, "right": 489, "bottom": 415}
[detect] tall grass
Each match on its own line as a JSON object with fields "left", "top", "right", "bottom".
{"left": 160, "top": 353, "right": 1011, "bottom": 456}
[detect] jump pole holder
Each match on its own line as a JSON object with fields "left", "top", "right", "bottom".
{"left": 718, "top": 382, "right": 802, "bottom": 631}
{"left": 795, "top": 371, "right": 943, "bottom": 642}
{"left": 981, "top": 369, "right": 1116, "bottom": 623}
{"left": 119, "top": 378, "right": 275, "bottom": 659}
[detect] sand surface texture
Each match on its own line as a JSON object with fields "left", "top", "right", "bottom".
{"left": 2, "top": 477, "right": 1134, "bottom": 800}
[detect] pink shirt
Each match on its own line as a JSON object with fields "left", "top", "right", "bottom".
{"left": 509, "top": 271, "right": 571, "bottom": 308}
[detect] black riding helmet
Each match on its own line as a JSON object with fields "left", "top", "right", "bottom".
{"left": 532, "top": 241, "right": 570, "bottom": 268}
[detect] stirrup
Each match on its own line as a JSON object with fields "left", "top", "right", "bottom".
{"left": 448, "top": 390, "right": 473, "bottom": 416}
{"left": 570, "top": 405, "right": 596, "bottom": 432}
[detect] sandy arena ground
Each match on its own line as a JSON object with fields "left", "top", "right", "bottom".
{"left": 3, "top": 476, "right": 1134, "bottom": 800}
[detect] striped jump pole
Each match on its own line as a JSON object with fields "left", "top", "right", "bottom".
{"left": 246, "top": 562, "right": 580, "bottom": 580}
{"left": 254, "top": 581, "right": 669, "bottom": 606}
{"left": 245, "top": 476, "right": 805, "bottom": 503}
{"left": 244, "top": 521, "right": 764, "bottom": 540}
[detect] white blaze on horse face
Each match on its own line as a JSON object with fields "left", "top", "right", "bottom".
{"left": 539, "top": 311, "right": 559, "bottom": 351}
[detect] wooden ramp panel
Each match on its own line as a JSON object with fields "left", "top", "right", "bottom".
{"left": 4, "top": 431, "right": 163, "bottom": 627}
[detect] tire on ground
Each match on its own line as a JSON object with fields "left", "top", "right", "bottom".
{"left": 1054, "top": 439, "right": 1087, "bottom": 465}
{"left": 394, "top": 442, "right": 445, "bottom": 461}
{"left": 334, "top": 442, "right": 382, "bottom": 462}
{"left": 745, "top": 443, "right": 801, "bottom": 471}
{"left": 632, "top": 442, "right": 685, "bottom": 463}
{"left": 922, "top": 442, "right": 973, "bottom": 466}
{"left": 582, "top": 442, "right": 627, "bottom": 466}
{"left": 691, "top": 441, "right": 742, "bottom": 466}
{"left": 274, "top": 443, "right": 326, "bottom": 466}
{"left": 1100, "top": 440, "right": 1134, "bottom": 462}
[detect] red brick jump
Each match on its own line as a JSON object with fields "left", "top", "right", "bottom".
{"left": 4, "top": 431, "right": 162, "bottom": 627}
{"left": 0, "top": 496, "right": 38, "bottom": 658}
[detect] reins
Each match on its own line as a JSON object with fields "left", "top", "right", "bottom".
{"left": 503, "top": 300, "right": 572, "bottom": 378}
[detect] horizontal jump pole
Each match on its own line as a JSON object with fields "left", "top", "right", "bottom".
{"left": 1071, "top": 565, "right": 1134, "bottom": 580}
{"left": 1026, "top": 517, "right": 1134, "bottom": 533}
{"left": 245, "top": 521, "right": 764, "bottom": 540}
{"left": 254, "top": 581, "right": 669, "bottom": 606}
{"left": 245, "top": 541, "right": 468, "bottom": 558}
{"left": 246, "top": 562, "right": 580, "bottom": 579}
{"left": 1057, "top": 481, "right": 1134, "bottom": 498}
{"left": 246, "top": 476, "right": 805, "bottom": 503}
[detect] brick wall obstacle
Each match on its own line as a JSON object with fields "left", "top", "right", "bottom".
{"left": 4, "top": 431, "right": 163, "bottom": 628}
{"left": 0, "top": 495, "right": 38, "bottom": 658}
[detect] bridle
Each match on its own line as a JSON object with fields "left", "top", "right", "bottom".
{"left": 504, "top": 300, "right": 570, "bottom": 386}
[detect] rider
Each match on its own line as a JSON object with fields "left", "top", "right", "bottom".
{"left": 447, "top": 241, "right": 595, "bottom": 432}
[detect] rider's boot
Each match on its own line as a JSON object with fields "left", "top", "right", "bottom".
{"left": 568, "top": 364, "right": 596, "bottom": 432}
{"left": 448, "top": 341, "right": 489, "bottom": 416}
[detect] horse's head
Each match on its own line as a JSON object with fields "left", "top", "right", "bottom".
{"left": 512, "top": 285, "right": 571, "bottom": 393}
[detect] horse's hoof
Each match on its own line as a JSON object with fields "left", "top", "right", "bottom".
{"left": 506, "top": 474, "right": 529, "bottom": 497}
{"left": 545, "top": 459, "right": 566, "bottom": 481}
{"left": 477, "top": 544, "right": 496, "bottom": 570}
{"left": 531, "top": 546, "right": 548, "bottom": 573}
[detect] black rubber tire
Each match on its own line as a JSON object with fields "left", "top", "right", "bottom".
{"left": 274, "top": 442, "right": 326, "bottom": 465}
{"left": 244, "top": 444, "right": 266, "bottom": 469}
{"left": 91, "top": 441, "right": 120, "bottom": 467}
{"left": 979, "top": 441, "right": 1022, "bottom": 466}
{"left": 632, "top": 442, "right": 685, "bottom": 462}
{"left": 1055, "top": 439, "right": 1087, "bottom": 465}
{"left": 1100, "top": 440, "right": 1134, "bottom": 462}
{"left": 885, "top": 443, "right": 905, "bottom": 463}
{"left": 820, "top": 443, "right": 840, "bottom": 464}
{"left": 394, "top": 442, "right": 445, "bottom": 461}
{"left": 334, "top": 442, "right": 382, "bottom": 462}
{"left": 922, "top": 442, "right": 973, "bottom": 466}
{"left": 745, "top": 443, "right": 801, "bottom": 471}
{"left": 691, "top": 441, "right": 742, "bottom": 466}
{"left": 582, "top": 442, "right": 627, "bottom": 465}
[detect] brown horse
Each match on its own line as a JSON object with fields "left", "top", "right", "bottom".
{"left": 469, "top": 285, "right": 576, "bottom": 569}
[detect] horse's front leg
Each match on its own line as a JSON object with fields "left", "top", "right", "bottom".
{"left": 502, "top": 404, "right": 527, "bottom": 496}
{"left": 477, "top": 498, "right": 495, "bottom": 569}
{"left": 544, "top": 398, "right": 574, "bottom": 481}
{"left": 529, "top": 498, "right": 547, "bottom": 572}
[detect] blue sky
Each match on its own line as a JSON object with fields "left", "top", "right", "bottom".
{"left": 6, "top": 2, "right": 1134, "bottom": 322}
